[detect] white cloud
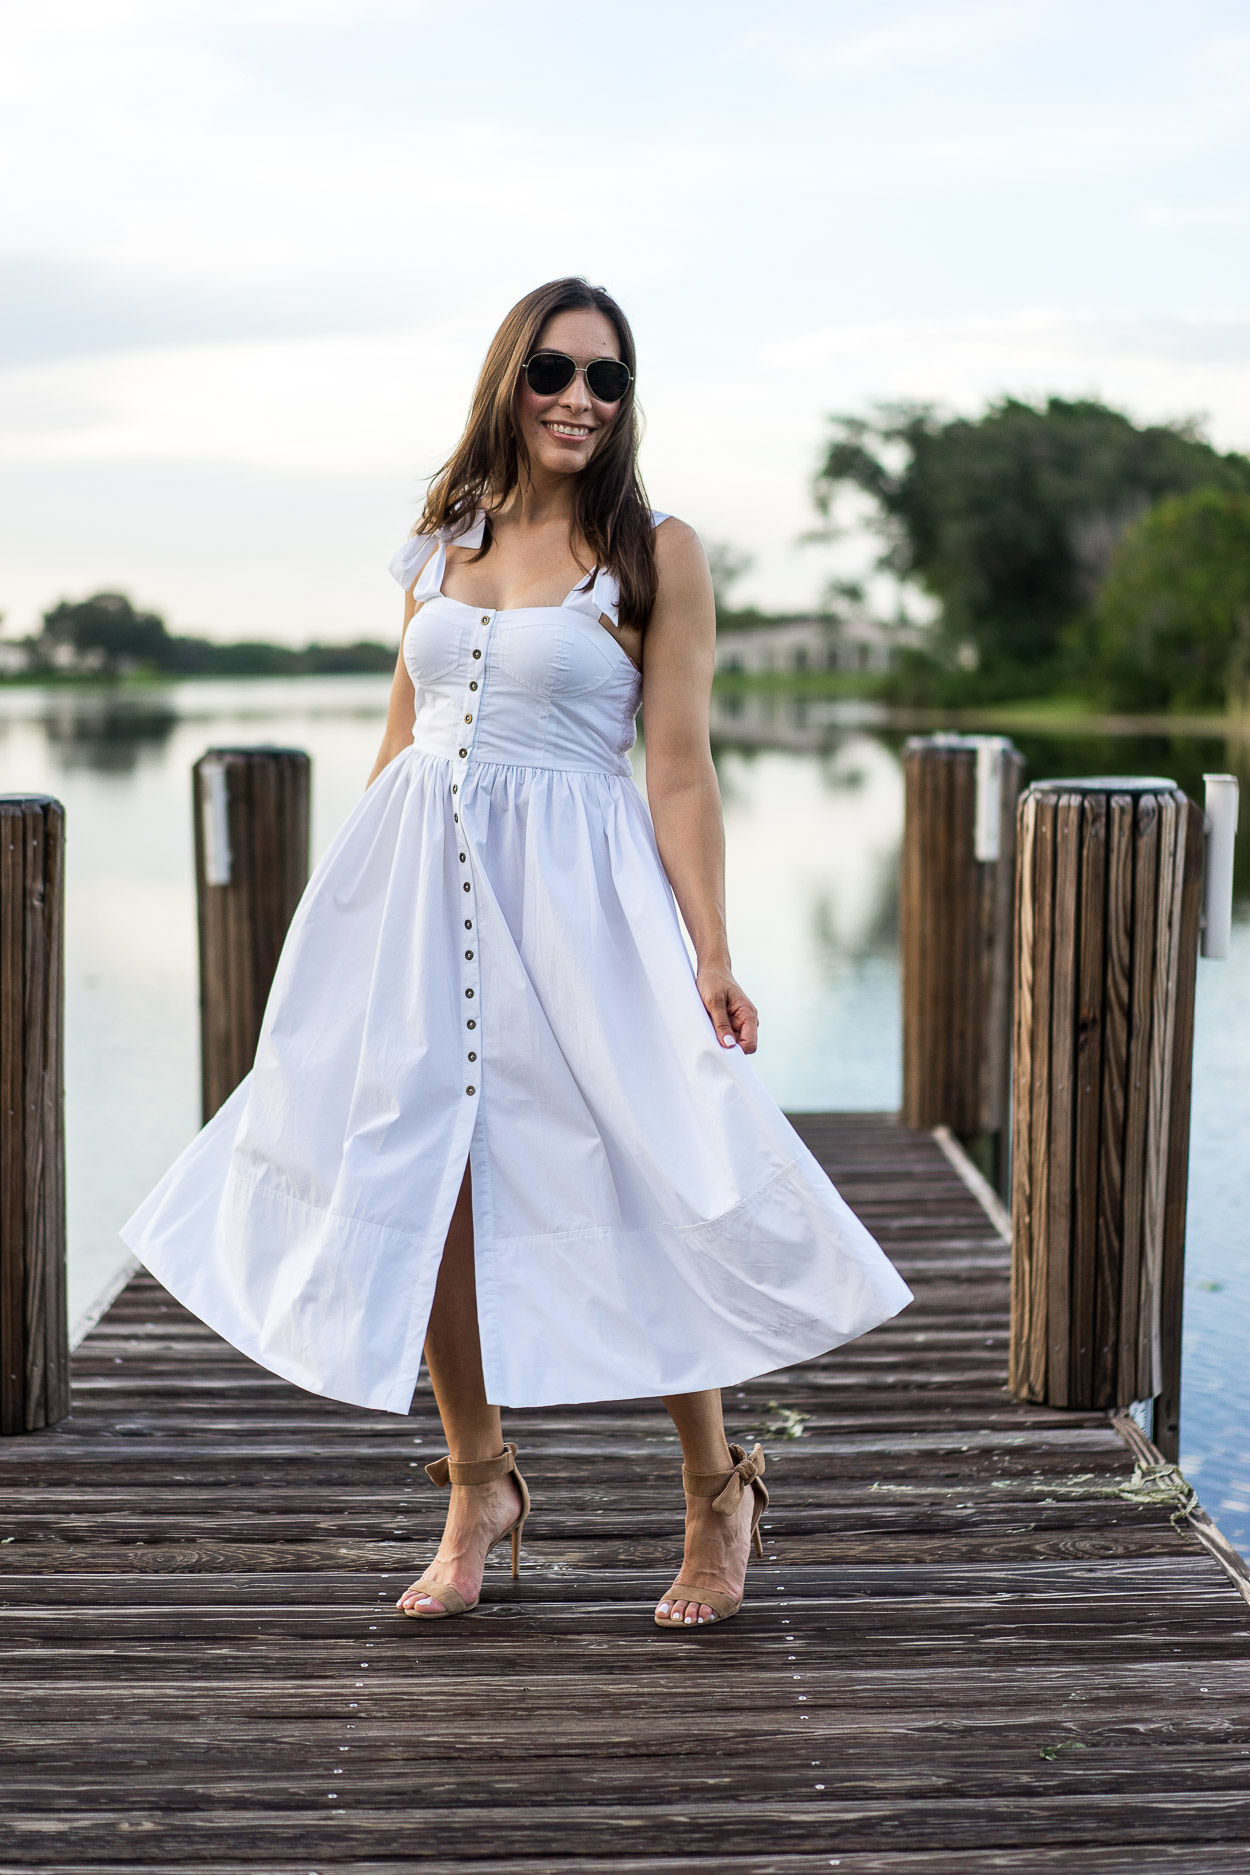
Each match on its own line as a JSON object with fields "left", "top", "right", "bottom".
{"left": 0, "top": 329, "right": 475, "bottom": 474}
{"left": 804, "top": 4, "right": 1022, "bottom": 74}
{"left": 1137, "top": 204, "right": 1248, "bottom": 229}
{"left": 762, "top": 309, "right": 1250, "bottom": 444}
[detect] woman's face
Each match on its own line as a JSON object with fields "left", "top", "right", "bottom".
{"left": 515, "top": 306, "right": 624, "bottom": 478}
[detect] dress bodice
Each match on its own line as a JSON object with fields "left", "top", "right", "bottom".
{"left": 388, "top": 511, "right": 666, "bottom": 776}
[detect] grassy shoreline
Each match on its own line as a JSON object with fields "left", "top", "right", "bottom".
{"left": 710, "top": 669, "right": 1250, "bottom": 739}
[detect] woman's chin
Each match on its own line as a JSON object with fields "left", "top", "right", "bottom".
{"left": 534, "top": 445, "right": 594, "bottom": 478}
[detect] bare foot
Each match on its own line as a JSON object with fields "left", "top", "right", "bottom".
{"left": 655, "top": 1484, "right": 754, "bottom": 1627}
{"left": 396, "top": 1474, "right": 523, "bottom": 1617}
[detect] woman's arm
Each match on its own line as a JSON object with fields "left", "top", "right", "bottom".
{"left": 640, "top": 520, "right": 759, "bottom": 1054}
{"left": 366, "top": 590, "right": 419, "bottom": 787}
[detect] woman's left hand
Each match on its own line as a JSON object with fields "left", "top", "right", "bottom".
{"left": 697, "top": 961, "right": 759, "bottom": 1055}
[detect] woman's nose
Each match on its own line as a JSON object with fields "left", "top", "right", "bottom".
{"left": 560, "top": 370, "right": 592, "bottom": 413}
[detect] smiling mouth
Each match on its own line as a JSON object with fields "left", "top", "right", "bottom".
{"left": 543, "top": 421, "right": 594, "bottom": 440}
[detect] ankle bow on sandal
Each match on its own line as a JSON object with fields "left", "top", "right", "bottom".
{"left": 655, "top": 1441, "right": 768, "bottom": 1629}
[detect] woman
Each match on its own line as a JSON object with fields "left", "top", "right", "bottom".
{"left": 122, "top": 277, "right": 912, "bottom": 1629}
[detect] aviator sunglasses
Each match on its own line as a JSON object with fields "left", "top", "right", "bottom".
{"left": 522, "top": 349, "right": 632, "bottom": 405}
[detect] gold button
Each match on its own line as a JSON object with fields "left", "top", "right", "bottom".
{"left": 452, "top": 783, "right": 458, "bottom": 794}
{"left": 453, "top": 813, "right": 458, "bottom": 822}
{"left": 467, "top": 1018, "right": 476, "bottom": 1029}
{"left": 469, "top": 680, "right": 478, "bottom": 691}
{"left": 464, "top": 919, "right": 472, "bottom": 930}
{"left": 465, "top": 949, "right": 473, "bottom": 960}
{"left": 466, "top": 1085, "right": 475, "bottom": 1095}
{"left": 472, "top": 649, "right": 482, "bottom": 660}
{"left": 464, "top": 713, "right": 472, "bottom": 724}
{"left": 463, "top": 882, "right": 471, "bottom": 893}
{"left": 480, "top": 615, "right": 489, "bottom": 625}
{"left": 468, "top": 1051, "right": 477, "bottom": 1062}
{"left": 465, "top": 988, "right": 474, "bottom": 998}
{"left": 459, "top": 851, "right": 466, "bottom": 862}
{"left": 458, "top": 747, "right": 467, "bottom": 758}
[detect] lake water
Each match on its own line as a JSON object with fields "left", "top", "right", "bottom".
{"left": 2, "top": 678, "right": 1247, "bottom": 1549}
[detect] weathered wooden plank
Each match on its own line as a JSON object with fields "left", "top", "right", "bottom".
{"left": 194, "top": 750, "right": 310, "bottom": 1123}
{"left": 0, "top": 1848, "right": 1240, "bottom": 1875}
{"left": 1008, "top": 793, "right": 1036, "bottom": 1397}
{"left": 0, "top": 1851, "right": 1241, "bottom": 1875}
{"left": 1027, "top": 796, "right": 1057, "bottom": 1401}
{"left": 1138, "top": 794, "right": 1183, "bottom": 1392}
{"left": 4, "top": 1790, "right": 1250, "bottom": 1861}
{"left": 1046, "top": 797, "right": 1082, "bottom": 1404}
{"left": 0, "top": 798, "right": 68, "bottom": 1436}
{"left": 1154, "top": 797, "right": 1206, "bottom": 1462}
{"left": 1094, "top": 796, "right": 1133, "bottom": 1406}
{"left": 1070, "top": 794, "right": 1106, "bottom": 1402}
{"left": 0, "top": 804, "right": 26, "bottom": 1434}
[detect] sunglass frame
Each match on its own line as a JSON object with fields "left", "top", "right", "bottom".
{"left": 521, "top": 350, "right": 632, "bottom": 405}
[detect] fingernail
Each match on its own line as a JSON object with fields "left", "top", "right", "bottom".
{"left": 721, "top": 1035, "right": 735, "bottom": 1048}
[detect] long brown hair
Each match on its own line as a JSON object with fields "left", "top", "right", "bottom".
{"left": 416, "top": 278, "right": 658, "bottom": 630}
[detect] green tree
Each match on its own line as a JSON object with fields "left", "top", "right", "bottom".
{"left": 40, "top": 592, "right": 171, "bottom": 672}
{"left": 813, "top": 397, "right": 1250, "bottom": 694}
{"left": 1091, "top": 488, "right": 1250, "bottom": 713}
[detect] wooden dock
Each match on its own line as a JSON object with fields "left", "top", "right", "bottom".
{"left": 2, "top": 1113, "right": 1248, "bottom": 1872}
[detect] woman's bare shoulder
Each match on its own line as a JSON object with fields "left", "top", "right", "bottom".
{"left": 652, "top": 515, "right": 710, "bottom": 589}
{"left": 653, "top": 512, "right": 699, "bottom": 552}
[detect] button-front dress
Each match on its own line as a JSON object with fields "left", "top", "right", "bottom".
{"left": 122, "top": 512, "right": 912, "bottom": 1413}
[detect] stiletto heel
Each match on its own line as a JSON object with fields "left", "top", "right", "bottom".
{"left": 655, "top": 1442, "right": 768, "bottom": 1629}
{"left": 397, "top": 1441, "right": 530, "bottom": 1619}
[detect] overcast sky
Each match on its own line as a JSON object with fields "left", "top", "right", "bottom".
{"left": 2, "top": 0, "right": 1248, "bottom": 642}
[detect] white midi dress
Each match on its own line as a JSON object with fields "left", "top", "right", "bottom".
{"left": 121, "top": 511, "right": 912, "bottom": 1413}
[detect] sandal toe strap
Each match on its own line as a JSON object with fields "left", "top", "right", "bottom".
{"left": 404, "top": 1578, "right": 471, "bottom": 1615}
{"left": 660, "top": 1578, "right": 741, "bottom": 1620}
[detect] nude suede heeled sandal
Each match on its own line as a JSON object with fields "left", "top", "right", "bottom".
{"left": 397, "top": 1441, "right": 531, "bottom": 1619}
{"left": 655, "top": 1442, "right": 768, "bottom": 1628}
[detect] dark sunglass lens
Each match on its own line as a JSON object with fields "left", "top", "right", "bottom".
{"left": 525, "top": 352, "right": 576, "bottom": 397}
{"left": 586, "top": 359, "right": 630, "bottom": 403}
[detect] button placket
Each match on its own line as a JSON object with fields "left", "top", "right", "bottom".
{"left": 455, "top": 610, "right": 492, "bottom": 1099}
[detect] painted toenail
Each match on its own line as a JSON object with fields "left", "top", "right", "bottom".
{"left": 657, "top": 1603, "right": 670, "bottom": 1615}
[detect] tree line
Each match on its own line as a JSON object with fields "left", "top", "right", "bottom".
{"left": 6, "top": 593, "right": 394, "bottom": 680}
{"left": 813, "top": 396, "right": 1250, "bottom": 712}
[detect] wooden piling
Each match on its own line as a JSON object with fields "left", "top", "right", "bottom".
{"left": 193, "top": 749, "right": 310, "bottom": 1124}
{"left": 1008, "top": 778, "right": 1205, "bottom": 1443}
{"left": 901, "top": 736, "right": 1025, "bottom": 1181}
{"left": 0, "top": 796, "right": 68, "bottom": 1435}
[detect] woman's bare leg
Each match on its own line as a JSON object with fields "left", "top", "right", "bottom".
{"left": 658, "top": 1388, "right": 754, "bottom": 1625}
{"left": 396, "top": 1163, "right": 523, "bottom": 1614}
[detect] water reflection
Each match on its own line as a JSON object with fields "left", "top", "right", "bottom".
{"left": 42, "top": 695, "right": 180, "bottom": 773}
